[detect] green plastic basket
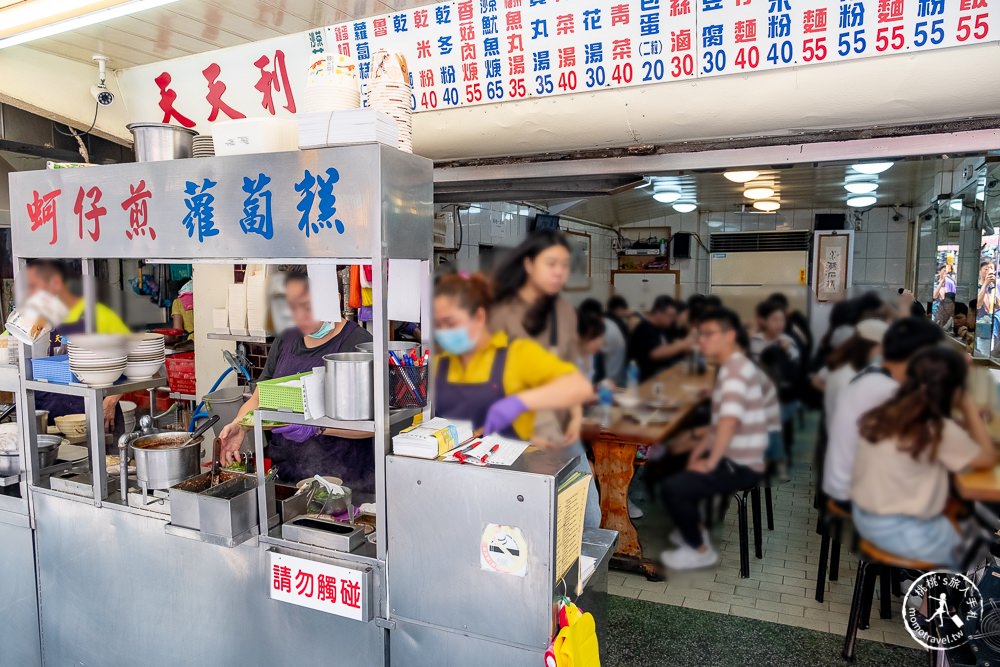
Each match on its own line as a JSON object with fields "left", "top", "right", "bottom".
{"left": 257, "top": 372, "right": 310, "bottom": 413}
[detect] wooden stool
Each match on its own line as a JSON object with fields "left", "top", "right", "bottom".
{"left": 814, "top": 499, "right": 850, "bottom": 603}
{"left": 842, "top": 539, "right": 939, "bottom": 662}
{"left": 733, "top": 483, "right": 764, "bottom": 578}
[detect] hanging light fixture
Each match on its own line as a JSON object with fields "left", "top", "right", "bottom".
{"left": 851, "top": 162, "right": 894, "bottom": 175}
{"left": 724, "top": 170, "right": 760, "bottom": 183}
{"left": 847, "top": 195, "right": 877, "bottom": 208}
{"left": 753, "top": 201, "right": 780, "bottom": 212}
{"left": 844, "top": 182, "right": 878, "bottom": 194}
{"left": 672, "top": 202, "right": 697, "bottom": 213}
{"left": 652, "top": 190, "right": 682, "bottom": 204}
{"left": 743, "top": 187, "right": 775, "bottom": 200}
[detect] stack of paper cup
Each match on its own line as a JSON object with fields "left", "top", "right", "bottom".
{"left": 303, "top": 53, "right": 361, "bottom": 113}
{"left": 366, "top": 50, "right": 413, "bottom": 153}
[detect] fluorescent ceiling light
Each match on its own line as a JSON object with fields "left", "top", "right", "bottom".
{"left": 851, "top": 162, "right": 893, "bottom": 175}
{"left": 673, "top": 202, "right": 697, "bottom": 213}
{"left": 724, "top": 171, "right": 759, "bottom": 183}
{"left": 844, "top": 182, "right": 878, "bottom": 194}
{"left": 950, "top": 200, "right": 963, "bottom": 211}
{"left": 707, "top": 220, "right": 724, "bottom": 228}
{"left": 653, "top": 191, "right": 682, "bottom": 204}
{"left": 847, "top": 195, "right": 877, "bottom": 208}
{"left": 977, "top": 189, "right": 985, "bottom": 202}
{"left": 753, "top": 201, "right": 780, "bottom": 212}
{"left": 743, "top": 187, "right": 775, "bottom": 200}
{"left": 0, "top": 0, "right": 179, "bottom": 49}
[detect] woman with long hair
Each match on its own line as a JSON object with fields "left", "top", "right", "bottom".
{"left": 851, "top": 347, "right": 995, "bottom": 567}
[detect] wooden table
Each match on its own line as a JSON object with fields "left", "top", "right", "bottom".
{"left": 955, "top": 468, "right": 1000, "bottom": 502}
{"left": 581, "top": 365, "right": 714, "bottom": 580}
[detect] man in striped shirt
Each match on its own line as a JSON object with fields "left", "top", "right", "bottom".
{"left": 661, "top": 308, "right": 767, "bottom": 570}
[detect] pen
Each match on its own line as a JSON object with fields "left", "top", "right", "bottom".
{"left": 480, "top": 443, "right": 500, "bottom": 464}
{"left": 453, "top": 440, "right": 481, "bottom": 463}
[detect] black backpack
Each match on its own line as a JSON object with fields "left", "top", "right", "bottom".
{"left": 759, "top": 342, "right": 799, "bottom": 404}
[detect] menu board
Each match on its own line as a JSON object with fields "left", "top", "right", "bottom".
{"left": 320, "top": 0, "right": 997, "bottom": 111}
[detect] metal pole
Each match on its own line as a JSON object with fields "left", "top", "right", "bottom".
{"left": 81, "top": 259, "right": 96, "bottom": 335}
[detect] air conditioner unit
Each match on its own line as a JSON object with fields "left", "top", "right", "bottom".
{"left": 709, "top": 231, "right": 811, "bottom": 321}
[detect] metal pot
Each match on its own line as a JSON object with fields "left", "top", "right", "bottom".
{"left": 0, "top": 435, "right": 59, "bottom": 476}
{"left": 130, "top": 432, "right": 203, "bottom": 490}
{"left": 126, "top": 123, "right": 197, "bottom": 162}
{"left": 323, "top": 353, "right": 373, "bottom": 421}
{"left": 35, "top": 410, "right": 49, "bottom": 435}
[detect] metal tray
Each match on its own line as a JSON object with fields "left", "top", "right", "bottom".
{"left": 281, "top": 515, "right": 365, "bottom": 552}
{"left": 198, "top": 476, "right": 257, "bottom": 539}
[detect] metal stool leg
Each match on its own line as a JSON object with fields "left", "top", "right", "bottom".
{"left": 764, "top": 483, "right": 774, "bottom": 531}
{"left": 891, "top": 568, "right": 902, "bottom": 598}
{"left": 830, "top": 517, "right": 843, "bottom": 582}
{"left": 751, "top": 486, "right": 763, "bottom": 560}
{"left": 815, "top": 528, "right": 831, "bottom": 603}
{"left": 860, "top": 564, "right": 879, "bottom": 630}
{"left": 879, "top": 568, "right": 893, "bottom": 620}
{"left": 842, "top": 559, "right": 871, "bottom": 661}
{"left": 736, "top": 491, "right": 750, "bottom": 578}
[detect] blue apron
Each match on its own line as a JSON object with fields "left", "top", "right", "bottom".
{"left": 267, "top": 324, "right": 375, "bottom": 493}
{"left": 434, "top": 346, "right": 518, "bottom": 439}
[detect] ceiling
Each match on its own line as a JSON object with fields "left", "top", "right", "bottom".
{"left": 547, "top": 156, "right": 979, "bottom": 226}
{"left": 21, "top": 0, "right": 437, "bottom": 68}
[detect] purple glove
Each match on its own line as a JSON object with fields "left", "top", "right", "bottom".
{"left": 273, "top": 424, "right": 322, "bottom": 443}
{"left": 481, "top": 396, "right": 527, "bottom": 436}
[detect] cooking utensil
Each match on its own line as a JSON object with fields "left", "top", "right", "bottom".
{"left": 182, "top": 414, "right": 219, "bottom": 452}
{"left": 131, "top": 432, "right": 205, "bottom": 494}
{"left": 211, "top": 437, "right": 222, "bottom": 488}
{"left": 323, "top": 352, "right": 374, "bottom": 420}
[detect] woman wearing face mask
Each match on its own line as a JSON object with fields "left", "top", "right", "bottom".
{"left": 217, "top": 267, "right": 375, "bottom": 491}
{"left": 433, "top": 273, "right": 593, "bottom": 442}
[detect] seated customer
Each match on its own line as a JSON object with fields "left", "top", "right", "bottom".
{"left": 660, "top": 308, "right": 767, "bottom": 570}
{"left": 628, "top": 296, "right": 694, "bottom": 381}
{"left": 851, "top": 347, "right": 995, "bottom": 567}
{"left": 953, "top": 302, "right": 974, "bottom": 348}
{"left": 823, "top": 317, "right": 944, "bottom": 505}
{"left": 822, "top": 320, "right": 886, "bottom": 429}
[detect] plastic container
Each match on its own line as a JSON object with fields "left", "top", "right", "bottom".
{"left": 165, "top": 352, "right": 196, "bottom": 395}
{"left": 203, "top": 386, "right": 247, "bottom": 426}
{"left": 31, "top": 355, "right": 73, "bottom": 384}
{"left": 258, "top": 372, "right": 310, "bottom": 413}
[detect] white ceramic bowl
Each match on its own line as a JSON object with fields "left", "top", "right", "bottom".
{"left": 73, "top": 367, "right": 124, "bottom": 386}
{"left": 65, "top": 334, "right": 126, "bottom": 350}
{"left": 124, "top": 360, "right": 163, "bottom": 379}
{"left": 614, "top": 393, "right": 642, "bottom": 410}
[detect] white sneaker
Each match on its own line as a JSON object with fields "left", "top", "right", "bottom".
{"left": 628, "top": 500, "right": 644, "bottom": 519}
{"left": 668, "top": 527, "right": 709, "bottom": 548}
{"left": 660, "top": 543, "right": 720, "bottom": 570}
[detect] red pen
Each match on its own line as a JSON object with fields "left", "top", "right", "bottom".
{"left": 480, "top": 443, "right": 500, "bottom": 464}
{"left": 453, "top": 440, "right": 481, "bottom": 463}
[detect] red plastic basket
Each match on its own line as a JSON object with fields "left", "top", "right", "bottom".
{"left": 165, "top": 352, "right": 196, "bottom": 395}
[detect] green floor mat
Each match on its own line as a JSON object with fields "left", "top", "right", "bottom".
{"left": 605, "top": 594, "right": 927, "bottom": 666}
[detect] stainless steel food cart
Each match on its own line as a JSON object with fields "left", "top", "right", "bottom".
{"left": 6, "top": 142, "right": 614, "bottom": 666}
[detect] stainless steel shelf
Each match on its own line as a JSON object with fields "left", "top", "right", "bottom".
{"left": 206, "top": 333, "right": 274, "bottom": 344}
{"left": 25, "top": 372, "right": 167, "bottom": 398}
{"left": 168, "top": 392, "right": 199, "bottom": 402}
{"left": 256, "top": 407, "right": 421, "bottom": 432}
{"left": 0, "top": 473, "right": 21, "bottom": 488}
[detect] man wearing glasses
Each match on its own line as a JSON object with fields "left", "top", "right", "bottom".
{"left": 660, "top": 308, "right": 767, "bottom": 570}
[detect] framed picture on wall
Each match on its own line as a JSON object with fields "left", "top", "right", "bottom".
{"left": 565, "top": 230, "right": 591, "bottom": 291}
{"left": 816, "top": 233, "right": 850, "bottom": 302}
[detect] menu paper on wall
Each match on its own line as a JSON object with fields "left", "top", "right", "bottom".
{"left": 555, "top": 471, "right": 592, "bottom": 582}
{"left": 116, "top": 0, "right": 998, "bottom": 129}
{"left": 268, "top": 551, "right": 368, "bottom": 621}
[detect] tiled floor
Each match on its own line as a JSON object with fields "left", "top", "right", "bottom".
{"left": 607, "top": 416, "right": 919, "bottom": 650}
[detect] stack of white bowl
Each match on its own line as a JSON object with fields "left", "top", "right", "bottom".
{"left": 67, "top": 334, "right": 127, "bottom": 387}
{"left": 366, "top": 50, "right": 413, "bottom": 153}
{"left": 192, "top": 135, "right": 215, "bottom": 158}
{"left": 125, "top": 333, "right": 165, "bottom": 380}
{"left": 302, "top": 54, "right": 361, "bottom": 113}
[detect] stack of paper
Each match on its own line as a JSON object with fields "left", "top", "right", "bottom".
{"left": 297, "top": 109, "right": 400, "bottom": 149}
{"left": 228, "top": 284, "right": 247, "bottom": 336}
{"left": 245, "top": 266, "right": 269, "bottom": 337}
{"left": 212, "top": 308, "right": 230, "bottom": 335}
{"left": 393, "top": 418, "right": 473, "bottom": 459}
{"left": 555, "top": 472, "right": 592, "bottom": 581}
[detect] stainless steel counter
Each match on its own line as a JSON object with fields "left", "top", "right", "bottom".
{"left": 33, "top": 491, "right": 386, "bottom": 667}
{"left": 0, "top": 508, "right": 42, "bottom": 666}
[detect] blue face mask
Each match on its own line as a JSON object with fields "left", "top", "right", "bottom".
{"left": 435, "top": 327, "right": 476, "bottom": 355}
{"left": 308, "top": 321, "right": 335, "bottom": 339}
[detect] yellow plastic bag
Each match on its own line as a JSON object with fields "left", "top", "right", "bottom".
{"left": 551, "top": 599, "right": 600, "bottom": 667}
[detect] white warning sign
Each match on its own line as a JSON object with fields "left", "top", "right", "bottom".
{"left": 480, "top": 523, "right": 528, "bottom": 577}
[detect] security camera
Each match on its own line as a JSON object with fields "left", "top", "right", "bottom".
{"left": 91, "top": 84, "right": 114, "bottom": 106}
{"left": 90, "top": 54, "right": 113, "bottom": 106}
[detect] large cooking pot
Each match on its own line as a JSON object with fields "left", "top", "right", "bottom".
{"left": 130, "top": 431, "right": 203, "bottom": 490}
{"left": 126, "top": 123, "right": 197, "bottom": 162}
{"left": 0, "top": 434, "right": 59, "bottom": 476}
